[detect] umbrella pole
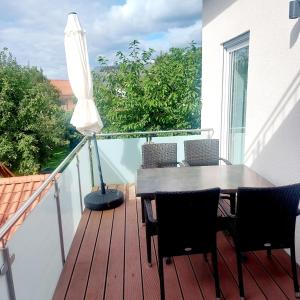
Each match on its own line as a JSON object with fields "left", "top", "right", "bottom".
{"left": 92, "top": 133, "right": 106, "bottom": 194}
{"left": 84, "top": 134, "right": 124, "bottom": 211}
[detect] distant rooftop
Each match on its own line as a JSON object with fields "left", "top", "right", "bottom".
{"left": 50, "top": 79, "right": 73, "bottom": 97}
{"left": 50, "top": 79, "right": 75, "bottom": 112}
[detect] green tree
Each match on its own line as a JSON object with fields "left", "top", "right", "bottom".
{"left": 93, "top": 40, "right": 201, "bottom": 132}
{"left": 0, "top": 48, "right": 66, "bottom": 174}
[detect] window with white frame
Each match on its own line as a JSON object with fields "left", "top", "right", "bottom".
{"left": 221, "top": 32, "right": 250, "bottom": 164}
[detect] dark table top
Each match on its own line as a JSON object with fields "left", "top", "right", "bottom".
{"left": 136, "top": 165, "right": 273, "bottom": 197}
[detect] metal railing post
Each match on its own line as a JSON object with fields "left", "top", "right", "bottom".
{"left": 76, "top": 155, "right": 84, "bottom": 214}
{"left": 146, "top": 135, "right": 153, "bottom": 143}
{"left": 54, "top": 179, "right": 66, "bottom": 265}
{"left": 0, "top": 247, "right": 16, "bottom": 300}
{"left": 88, "top": 137, "right": 95, "bottom": 187}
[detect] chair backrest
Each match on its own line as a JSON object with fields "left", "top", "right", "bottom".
{"left": 184, "top": 139, "right": 219, "bottom": 166}
{"left": 141, "top": 143, "right": 177, "bottom": 169}
{"left": 155, "top": 189, "right": 220, "bottom": 257}
{"left": 236, "top": 184, "right": 300, "bottom": 251}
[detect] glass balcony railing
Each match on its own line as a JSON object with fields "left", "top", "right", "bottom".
{"left": 0, "top": 128, "right": 213, "bottom": 300}
{"left": 90, "top": 128, "right": 214, "bottom": 184}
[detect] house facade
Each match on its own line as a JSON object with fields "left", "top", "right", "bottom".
{"left": 50, "top": 80, "right": 75, "bottom": 112}
{"left": 202, "top": 0, "right": 300, "bottom": 261}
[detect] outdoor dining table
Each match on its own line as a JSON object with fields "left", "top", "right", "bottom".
{"left": 136, "top": 164, "right": 273, "bottom": 198}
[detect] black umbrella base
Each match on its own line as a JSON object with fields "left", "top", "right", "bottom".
{"left": 84, "top": 189, "right": 124, "bottom": 211}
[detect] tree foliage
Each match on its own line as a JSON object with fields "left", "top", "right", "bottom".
{"left": 93, "top": 40, "right": 201, "bottom": 132}
{"left": 0, "top": 48, "right": 66, "bottom": 174}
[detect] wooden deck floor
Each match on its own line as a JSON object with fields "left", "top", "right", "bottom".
{"left": 53, "top": 184, "right": 300, "bottom": 300}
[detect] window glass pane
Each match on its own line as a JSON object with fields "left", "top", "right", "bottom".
{"left": 229, "top": 46, "right": 249, "bottom": 164}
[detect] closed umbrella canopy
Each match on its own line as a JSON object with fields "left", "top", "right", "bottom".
{"left": 63, "top": 13, "right": 123, "bottom": 210}
{"left": 64, "top": 12, "right": 103, "bottom": 135}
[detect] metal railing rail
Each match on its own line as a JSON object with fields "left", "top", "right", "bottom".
{"left": 0, "top": 127, "right": 214, "bottom": 242}
{"left": 0, "top": 136, "right": 88, "bottom": 242}
{"left": 96, "top": 128, "right": 214, "bottom": 138}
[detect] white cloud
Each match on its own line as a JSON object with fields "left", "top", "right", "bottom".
{"left": 92, "top": 0, "right": 201, "bottom": 46}
{"left": 0, "top": 0, "right": 202, "bottom": 78}
{"left": 139, "top": 20, "right": 202, "bottom": 57}
{"left": 166, "top": 20, "right": 202, "bottom": 47}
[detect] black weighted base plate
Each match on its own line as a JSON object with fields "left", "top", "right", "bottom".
{"left": 84, "top": 189, "right": 124, "bottom": 211}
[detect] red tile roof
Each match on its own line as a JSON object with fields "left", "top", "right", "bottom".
{"left": 0, "top": 174, "right": 55, "bottom": 244}
{"left": 50, "top": 80, "right": 73, "bottom": 97}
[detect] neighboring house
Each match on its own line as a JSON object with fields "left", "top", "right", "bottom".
{"left": 50, "top": 79, "right": 75, "bottom": 112}
{"left": 202, "top": 0, "right": 300, "bottom": 262}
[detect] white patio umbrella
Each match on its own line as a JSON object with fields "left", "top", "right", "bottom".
{"left": 65, "top": 12, "right": 102, "bottom": 134}
{"left": 64, "top": 12, "right": 123, "bottom": 210}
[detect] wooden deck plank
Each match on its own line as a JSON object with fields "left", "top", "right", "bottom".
{"left": 173, "top": 255, "right": 204, "bottom": 300}
{"left": 153, "top": 238, "right": 184, "bottom": 300}
{"left": 53, "top": 209, "right": 91, "bottom": 300}
{"left": 66, "top": 210, "right": 102, "bottom": 300}
{"left": 104, "top": 184, "right": 126, "bottom": 300}
{"left": 85, "top": 209, "right": 114, "bottom": 299}
{"left": 243, "top": 252, "right": 288, "bottom": 299}
{"left": 124, "top": 184, "right": 143, "bottom": 300}
{"left": 189, "top": 254, "right": 219, "bottom": 300}
{"left": 254, "top": 251, "right": 297, "bottom": 299}
{"left": 217, "top": 233, "right": 266, "bottom": 300}
{"left": 272, "top": 249, "right": 300, "bottom": 280}
{"left": 136, "top": 196, "right": 161, "bottom": 300}
{"left": 215, "top": 247, "right": 241, "bottom": 299}
{"left": 54, "top": 184, "right": 300, "bottom": 300}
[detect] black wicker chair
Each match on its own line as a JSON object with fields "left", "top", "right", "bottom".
{"left": 141, "top": 142, "right": 178, "bottom": 169}
{"left": 182, "top": 139, "right": 236, "bottom": 216}
{"left": 145, "top": 189, "right": 221, "bottom": 300}
{"left": 230, "top": 184, "right": 300, "bottom": 299}
{"left": 141, "top": 143, "right": 178, "bottom": 266}
{"left": 140, "top": 142, "right": 178, "bottom": 223}
{"left": 182, "top": 139, "right": 231, "bottom": 167}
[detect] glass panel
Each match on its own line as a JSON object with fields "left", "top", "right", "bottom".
{"left": 228, "top": 46, "right": 249, "bottom": 164}
{"left": 57, "top": 158, "right": 82, "bottom": 255}
{"left": 90, "top": 138, "right": 100, "bottom": 186}
{"left": 92, "top": 138, "right": 146, "bottom": 184}
{"left": 0, "top": 146, "right": 87, "bottom": 300}
{"left": 7, "top": 185, "right": 62, "bottom": 300}
{"left": 78, "top": 142, "right": 92, "bottom": 198}
{"left": 90, "top": 134, "right": 208, "bottom": 184}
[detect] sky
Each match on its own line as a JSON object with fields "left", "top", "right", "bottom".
{"left": 0, "top": 0, "right": 202, "bottom": 79}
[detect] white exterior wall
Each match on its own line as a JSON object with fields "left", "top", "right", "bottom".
{"left": 202, "top": 0, "right": 300, "bottom": 262}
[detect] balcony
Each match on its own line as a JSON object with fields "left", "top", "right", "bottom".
{"left": 0, "top": 129, "right": 299, "bottom": 300}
